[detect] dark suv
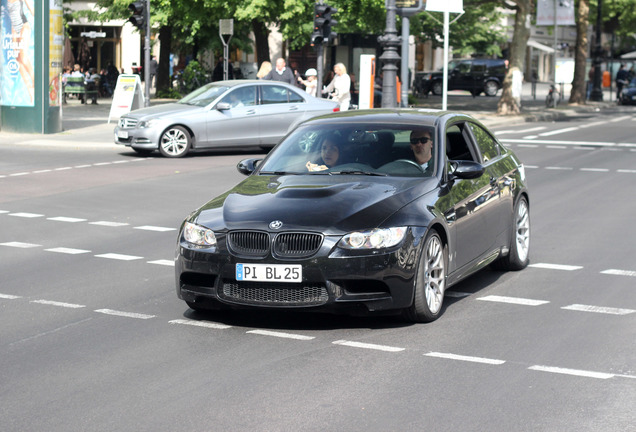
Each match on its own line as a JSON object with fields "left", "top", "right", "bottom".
{"left": 413, "top": 58, "right": 508, "bottom": 97}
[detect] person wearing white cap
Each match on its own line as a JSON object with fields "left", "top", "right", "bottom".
{"left": 298, "top": 68, "right": 318, "bottom": 97}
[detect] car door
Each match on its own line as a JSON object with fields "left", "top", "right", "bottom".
{"left": 204, "top": 85, "right": 260, "bottom": 147}
{"left": 258, "top": 84, "right": 308, "bottom": 146}
{"left": 449, "top": 60, "right": 472, "bottom": 91}
{"left": 443, "top": 122, "right": 499, "bottom": 271}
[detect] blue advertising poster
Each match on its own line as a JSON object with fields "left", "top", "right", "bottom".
{"left": 1, "top": 0, "right": 35, "bottom": 107}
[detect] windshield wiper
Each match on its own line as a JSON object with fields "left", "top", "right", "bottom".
{"left": 259, "top": 171, "right": 293, "bottom": 175}
{"left": 328, "top": 170, "right": 388, "bottom": 176}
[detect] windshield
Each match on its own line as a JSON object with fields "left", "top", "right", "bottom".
{"left": 259, "top": 123, "right": 437, "bottom": 177}
{"left": 178, "top": 83, "right": 230, "bottom": 107}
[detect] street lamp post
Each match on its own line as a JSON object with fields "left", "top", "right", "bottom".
{"left": 378, "top": 0, "right": 401, "bottom": 108}
{"left": 590, "top": 0, "right": 603, "bottom": 101}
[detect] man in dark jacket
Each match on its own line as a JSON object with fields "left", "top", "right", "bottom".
{"left": 263, "top": 58, "right": 295, "bottom": 85}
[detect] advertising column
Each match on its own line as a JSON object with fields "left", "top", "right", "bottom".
{"left": 0, "top": 0, "right": 62, "bottom": 133}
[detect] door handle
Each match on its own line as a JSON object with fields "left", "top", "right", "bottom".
{"left": 289, "top": 106, "right": 299, "bottom": 111}
{"left": 246, "top": 109, "right": 256, "bottom": 115}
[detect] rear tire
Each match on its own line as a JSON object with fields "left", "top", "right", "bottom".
{"left": 404, "top": 230, "right": 447, "bottom": 323}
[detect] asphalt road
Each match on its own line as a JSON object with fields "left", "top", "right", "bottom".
{"left": 1, "top": 107, "right": 635, "bottom": 431}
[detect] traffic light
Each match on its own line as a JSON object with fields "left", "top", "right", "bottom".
{"left": 128, "top": 1, "right": 145, "bottom": 30}
{"left": 311, "top": 3, "right": 338, "bottom": 46}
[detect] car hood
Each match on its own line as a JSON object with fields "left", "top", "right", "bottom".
{"left": 123, "top": 103, "right": 201, "bottom": 120}
{"left": 191, "top": 174, "right": 437, "bottom": 234}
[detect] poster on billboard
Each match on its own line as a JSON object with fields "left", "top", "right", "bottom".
{"left": 1, "top": 0, "right": 35, "bottom": 106}
{"left": 536, "top": 0, "right": 575, "bottom": 26}
{"left": 49, "top": 0, "right": 63, "bottom": 106}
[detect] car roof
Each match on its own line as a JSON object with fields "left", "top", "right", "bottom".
{"left": 298, "top": 108, "right": 476, "bottom": 127}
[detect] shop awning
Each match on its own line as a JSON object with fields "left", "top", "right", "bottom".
{"left": 620, "top": 50, "right": 636, "bottom": 59}
{"left": 527, "top": 40, "right": 555, "bottom": 53}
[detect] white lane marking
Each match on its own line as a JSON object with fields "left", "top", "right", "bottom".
{"left": 0, "top": 293, "right": 22, "bottom": 299}
{"left": 528, "top": 365, "right": 614, "bottom": 379}
{"left": 112, "top": 160, "right": 129, "bottom": 164}
{"left": 93, "top": 162, "right": 112, "bottom": 166}
{"left": 561, "top": 304, "right": 636, "bottom": 315}
{"left": 8, "top": 212, "right": 44, "bottom": 218}
{"left": 32, "top": 169, "right": 52, "bottom": 173}
{"left": 579, "top": 120, "right": 610, "bottom": 129}
{"left": 332, "top": 340, "right": 405, "bottom": 352}
{"left": 445, "top": 291, "right": 472, "bottom": 298}
{"left": 45, "top": 247, "right": 91, "bottom": 255}
{"left": 9, "top": 172, "right": 29, "bottom": 177}
{"left": 169, "top": 319, "right": 231, "bottom": 329}
{"left": 601, "top": 269, "right": 636, "bottom": 277}
{"left": 54, "top": 167, "right": 72, "bottom": 171}
{"left": 539, "top": 127, "right": 580, "bottom": 137}
{"left": 94, "top": 309, "right": 155, "bottom": 319}
{"left": 546, "top": 145, "right": 567, "bottom": 149}
{"left": 617, "top": 169, "right": 636, "bottom": 173}
{"left": 47, "top": 216, "right": 87, "bottom": 223}
{"left": 247, "top": 329, "right": 315, "bottom": 340}
{"left": 516, "top": 126, "right": 547, "bottom": 134}
{"left": 477, "top": 295, "right": 549, "bottom": 306}
{"left": 31, "top": 300, "right": 85, "bottom": 309}
{"left": 545, "top": 166, "right": 573, "bottom": 170}
{"left": 501, "top": 138, "right": 617, "bottom": 146}
{"left": 580, "top": 168, "right": 609, "bottom": 172}
{"left": 522, "top": 135, "right": 539, "bottom": 140}
{"left": 148, "top": 259, "right": 174, "bottom": 266}
{"left": 609, "top": 115, "right": 632, "bottom": 123}
{"left": 0, "top": 210, "right": 9, "bottom": 214}
{"left": 134, "top": 225, "right": 176, "bottom": 232}
{"left": 0, "top": 241, "right": 41, "bottom": 248}
{"left": 95, "top": 253, "right": 143, "bottom": 261}
{"left": 74, "top": 165, "right": 92, "bottom": 169}
{"left": 529, "top": 263, "right": 583, "bottom": 271}
{"left": 615, "top": 374, "right": 636, "bottom": 380}
{"left": 89, "top": 221, "right": 130, "bottom": 227}
{"left": 517, "top": 144, "right": 539, "bottom": 148}
{"left": 524, "top": 165, "right": 539, "bottom": 169}
{"left": 425, "top": 352, "right": 506, "bottom": 365}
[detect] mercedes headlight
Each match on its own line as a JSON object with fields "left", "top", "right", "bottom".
{"left": 183, "top": 222, "right": 217, "bottom": 248}
{"left": 339, "top": 227, "right": 407, "bottom": 249}
{"left": 138, "top": 118, "right": 160, "bottom": 128}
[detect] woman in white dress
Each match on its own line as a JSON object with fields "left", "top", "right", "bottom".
{"left": 322, "top": 63, "right": 351, "bottom": 111}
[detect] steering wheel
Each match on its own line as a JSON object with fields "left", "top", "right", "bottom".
{"left": 393, "top": 159, "right": 425, "bottom": 173}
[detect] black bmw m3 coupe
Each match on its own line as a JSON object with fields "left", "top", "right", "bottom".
{"left": 175, "top": 109, "right": 530, "bottom": 322}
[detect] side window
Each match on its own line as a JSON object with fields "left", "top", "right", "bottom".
{"left": 288, "top": 88, "right": 305, "bottom": 103}
{"left": 446, "top": 124, "right": 476, "bottom": 162}
{"left": 261, "top": 85, "right": 289, "bottom": 104}
{"left": 221, "top": 86, "right": 256, "bottom": 107}
{"left": 468, "top": 123, "right": 500, "bottom": 162}
{"left": 457, "top": 61, "right": 472, "bottom": 74}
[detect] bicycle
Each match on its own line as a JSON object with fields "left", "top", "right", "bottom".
{"left": 545, "top": 84, "right": 560, "bottom": 108}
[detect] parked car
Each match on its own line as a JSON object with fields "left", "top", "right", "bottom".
{"left": 618, "top": 78, "right": 636, "bottom": 105}
{"left": 175, "top": 109, "right": 530, "bottom": 323}
{"left": 114, "top": 80, "right": 340, "bottom": 157}
{"left": 413, "top": 58, "right": 508, "bottom": 97}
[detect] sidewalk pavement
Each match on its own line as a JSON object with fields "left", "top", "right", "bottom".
{"left": 0, "top": 82, "right": 620, "bottom": 149}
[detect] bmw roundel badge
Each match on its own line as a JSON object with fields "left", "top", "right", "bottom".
{"left": 269, "top": 220, "right": 283, "bottom": 230}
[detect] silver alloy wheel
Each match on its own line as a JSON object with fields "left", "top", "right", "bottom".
{"left": 160, "top": 127, "right": 189, "bottom": 157}
{"left": 424, "top": 234, "right": 445, "bottom": 314}
{"left": 484, "top": 81, "right": 498, "bottom": 96}
{"left": 515, "top": 198, "right": 530, "bottom": 263}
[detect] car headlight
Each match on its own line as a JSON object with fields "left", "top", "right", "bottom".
{"left": 138, "top": 119, "right": 160, "bottom": 128}
{"left": 183, "top": 222, "right": 217, "bottom": 248}
{"left": 339, "top": 227, "right": 407, "bottom": 249}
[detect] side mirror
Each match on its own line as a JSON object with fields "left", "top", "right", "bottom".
{"left": 449, "top": 160, "right": 485, "bottom": 180}
{"left": 216, "top": 102, "right": 231, "bottom": 111}
{"left": 237, "top": 158, "right": 262, "bottom": 176}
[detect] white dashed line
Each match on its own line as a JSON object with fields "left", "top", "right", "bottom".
{"left": 580, "top": 168, "right": 609, "bottom": 172}
{"left": 74, "top": 165, "right": 92, "bottom": 169}
{"left": 95, "top": 253, "right": 143, "bottom": 261}
{"left": 32, "top": 169, "right": 52, "bottom": 173}
{"left": 332, "top": 340, "right": 405, "bottom": 352}
{"left": 147, "top": 259, "right": 174, "bottom": 266}
{"left": 0, "top": 293, "right": 21, "bottom": 299}
{"left": 247, "top": 330, "right": 315, "bottom": 340}
{"left": 134, "top": 225, "right": 176, "bottom": 232}
{"left": 425, "top": 352, "right": 506, "bottom": 365}
{"left": 169, "top": 319, "right": 232, "bottom": 329}
{"left": 9, "top": 172, "right": 29, "bottom": 177}
{"left": 617, "top": 169, "right": 636, "bottom": 173}
{"left": 89, "top": 221, "right": 130, "bottom": 227}
{"left": 45, "top": 247, "right": 91, "bottom": 255}
{"left": 31, "top": 300, "right": 85, "bottom": 309}
{"left": 545, "top": 166, "right": 573, "bottom": 171}
{"left": 0, "top": 242, "right": 41, "bottom": 248}
{"left": 54, "top": 167, "right": 72, "bottom": 171}
{"left": 47, "top": 217, "right": 88, "bottom": 223}
{"left": 0, "top": 210, "right": 9, "bottom": 214}
{"left": 8, "top": 212, "right": 44, "bottom": 218}
{"left": 528, "top": 365, "right": 614, "bottom": 379}
{"left": 529, "top": 263, "right": 583, "bottom": 271}
{"left": 538, "top": 127, "right": 580, "bottom": 137}
{"left": 561, "top": 304, "right": 636, "bottom": 315}
{"left": 477, "top": 295, "right": 549, "bottom": 306}
{"left": 601, "top": 269, "right": 636, "bottom": 277}
{"left": 94, "top": 309, "right": 155, "bottom": 319}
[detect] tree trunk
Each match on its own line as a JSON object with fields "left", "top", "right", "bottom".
{"left": 569, "top": 0, "right": 589, "bottom": 104}
{"left": 156, "top": 25, "right": 173, "bottom": 94}
{"left": 252, "top": 20, "right": 271, "bottom": 64}
{"left": 497, "top": 0, "right": 532, "bottom": 115}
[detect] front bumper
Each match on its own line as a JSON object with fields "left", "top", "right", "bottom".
{"left": 114, "top": 125, "right": 160, "bottom": 150}
{"left": 175, "top": 230, "right": 421, "bottom": 315}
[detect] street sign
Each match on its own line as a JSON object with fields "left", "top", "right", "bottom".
{"left": 394, "top": 0, "right": 424, "bottom": 16}
{"left": 80, "top": 31, "right": 106, "bottom": 38}
{"left": 426, "top": 0, "right": 464, "bottom": 13}
{"left": 220, "top": 19, "right": 234, "bottom": 36}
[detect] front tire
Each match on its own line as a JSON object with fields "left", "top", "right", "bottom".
{"left": 159, "top": 126, "right": 191, "bottom": 158}
{"left": 492, "top": 196, "right": 530, "bottom": 270}
{"left": 404, "top": 230, "right": 447, "bottom": 323}
{"left": 431, "top": 81, "right": 443, "bottom": 96}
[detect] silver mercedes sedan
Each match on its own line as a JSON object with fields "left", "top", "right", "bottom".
{"left": 114, "top": 80, "right": 340, "bottom": 157}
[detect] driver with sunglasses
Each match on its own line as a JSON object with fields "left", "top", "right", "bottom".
{"left": 409, "top": 129, "right": 434, "bottom": 171}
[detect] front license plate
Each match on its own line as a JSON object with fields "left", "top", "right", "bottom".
{"left": 117, "top": 130, "right": 129, "bottom": 139}
{"left": 236, "top": 263, "right": 302, "bottom": 283}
